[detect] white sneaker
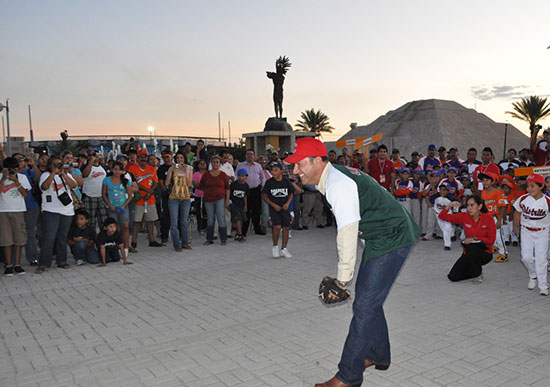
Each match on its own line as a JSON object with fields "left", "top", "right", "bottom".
{"left": 540, "top": 288, "right": 549, "bottom": 296}
{"left": 288, "top": 230, "right": 292, "bottom": 239}
{"left": 272, "top": 246, "right": 280, "bottom": 258}
{"left": 280, "top": 247, "right": 292, "bottom": 258}
{"left": 76, "top": 259, "right": 84, "bottom": 266}
{"left": 528, "top": 278, "right": 537, "bottom": 290}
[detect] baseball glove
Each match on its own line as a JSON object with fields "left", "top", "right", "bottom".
{"left": 319, "top": 276, "right": 351, "bottom": 304}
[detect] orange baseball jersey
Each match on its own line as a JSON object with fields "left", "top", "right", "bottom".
{"left": 481, "top": 188, "right": 507, "bottom": 219}
{"left": 504, "top": 192, "right": 518, "bottom": 214}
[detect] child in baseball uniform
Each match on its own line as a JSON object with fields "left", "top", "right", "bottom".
{"left": 500, "top": 178, "right": 518, "bottom": 246}
{"left": 394, "top": 167, "right": 413, "bottom": 215}
{"left": 409, "top": 168, "right": 424, "bottom": 227}
{"left": 479, "top": 172, "right": 508, "bottom": 262}
{"left": 513, "top": 174, "right": 550, "bottom": 295}
{"left": 433, "top": 184, "right": 456, "bottom": 250}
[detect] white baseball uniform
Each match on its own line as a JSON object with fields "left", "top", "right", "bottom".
{"left": 514, "top": 194, "right": 550, "bottom": 291}
{"left": 434, "top": 196, "right": 453, "bottom": 248}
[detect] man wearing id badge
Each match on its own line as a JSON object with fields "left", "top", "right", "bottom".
{"left": 365, "top": 144, "right": 395, "bottom": 192}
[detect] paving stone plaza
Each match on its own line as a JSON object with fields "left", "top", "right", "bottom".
{"left": 1, "top": 228, "right": 550, "bottom": 387}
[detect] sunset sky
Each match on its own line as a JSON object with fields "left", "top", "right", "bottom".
{"left": 2, "top": 0, "right": 550, "bottom": 143}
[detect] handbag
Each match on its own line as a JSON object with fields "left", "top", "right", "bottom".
{"left": 54, "top": 176, "right": 73, "bottom": 206}
{"left": 70, "top": 189, "right": 85, "bottom": 210}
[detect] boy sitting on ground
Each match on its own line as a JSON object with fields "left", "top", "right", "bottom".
{"left": 67, "top": 209, "right": 99, "bottom": 265}
{"left": 96, "top": 217, "right": 133, "bottom": 267}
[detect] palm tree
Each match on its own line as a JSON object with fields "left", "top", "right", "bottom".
{"left": 506, "top": 96, "right": 550, "bottom": 134}
{"left": 295, "top": 108, "right": 334, "bottom": 137}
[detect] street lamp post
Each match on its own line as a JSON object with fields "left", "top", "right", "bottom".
{"left": 148, "top": 126, "right": 154, "bottom": 153}
{"left": 503, "top": 121, "right": 508, "bottom": 160}
{"left": 0, "top": 99, "right": 11, "bottom": 155}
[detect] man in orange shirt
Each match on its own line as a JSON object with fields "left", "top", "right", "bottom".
{"left": 479, "top": 172, "right": 508, "bottom": 262}
{"left": 128, "top": 150, "right": 162, "bottom": 248}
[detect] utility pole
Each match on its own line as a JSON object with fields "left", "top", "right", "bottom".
{"left": 218, "top": 112, "right": 221, "bottom": 141}
{"left": 228, "top": 121, "right": 231, "bottom": 147}
{"left": 503, "top": 122, "right": 508, "bottom": 160}
{"left": 28, "top": 105, "right": 34, "bottom": 142}
{"left": 0, "top": 99, "right": 11, "bottom": 155}
{"left": 1, "top": 116, "right": 5, "bottom": 145}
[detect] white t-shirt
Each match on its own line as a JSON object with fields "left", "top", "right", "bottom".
{"left": 434, "top": 196, "right": 452, "bottom": 215}
{"left": 324, "top": 166, "right": 361, "bottom": 230}
{"left": 513, "top": 194, "right": 550, "bottom": 228}
{"left": 39, "top": 172, "right": 76, "bottom": 216}
{"left": 210, "top": 161, "right": 236, "bottom": 181}
{"left": 82, "top": 165, "right": 107, "bottom": 197}
{"left": 0, "top": 173, "right": 32, "bottom": 212}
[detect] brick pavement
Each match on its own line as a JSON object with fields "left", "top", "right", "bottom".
{"left": 1, "top": 228, "right": 550, "bottom": 386}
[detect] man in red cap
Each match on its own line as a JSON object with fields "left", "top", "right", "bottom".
{"left": 513, "top": 174, "right": 550, "bottom": 295}
{"left": 287, "top": 137, "right": 420, "bottom": 387}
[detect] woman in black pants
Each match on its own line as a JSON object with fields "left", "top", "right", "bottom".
{"left": 438, "top": 195, "right": 496, "bottom": 283}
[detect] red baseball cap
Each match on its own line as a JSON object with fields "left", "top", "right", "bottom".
{"left": 284, "top": 138, "right": 327, "bottom": 163}
{"left": 137, "top": 150, "right": 148, "bottom": 156}
{"left": 527, "top": 173, "right": 545, "bottom": 185}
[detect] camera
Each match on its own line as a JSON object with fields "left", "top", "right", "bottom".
{"left": 535, "top": 124, "right": 543, "bottom": 130}
{"left": 72, "top": 162, "right": 79, "bottom": 167}
{"left": 8, "top": 168, "right": 16, "bottom": 175}
{"left": 175, "top": 163, "right": 181, "bottom": 168}
{"left": 62, "top": 164, "right": 71, "bottom": 169}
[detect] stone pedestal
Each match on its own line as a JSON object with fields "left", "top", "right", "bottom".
{"left": 264, "top": 117, "right": 293, "bottom": 132}
{"left": 243, "top": 117, "right": 316, "bottom": 154}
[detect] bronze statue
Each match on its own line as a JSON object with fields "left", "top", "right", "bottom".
{"left": 266, "top": 56, "right": 291, "bottom": 118}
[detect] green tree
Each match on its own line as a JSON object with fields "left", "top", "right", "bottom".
{"left": 295, "top": 108, "right": 334, "bottom": 138}
{"left": 506, "top": 95, "right": 550, "bottom": 134}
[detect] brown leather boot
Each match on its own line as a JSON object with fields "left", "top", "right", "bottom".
{"left": 364, "top": 359, "right": 390, "bottom": 371}
{"left": 314, "top": 376, "right": 362, "bottom": 387}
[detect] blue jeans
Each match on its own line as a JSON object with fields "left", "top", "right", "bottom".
{"left": 205, "top": 199, "right": 227, "bottom": 242}
{"left": 336, "top": 246, "right": 412, "bottom": 385}
{"left": 39, "top": 211, "right": 73, "bottom": 269}
{"left": 168, "top": 198, "right": 191, "bottom": 248}
{"left": 71, "top": 240, "right": 100, "bottom": 264}
{"left": 24, "top": 207, "right": 40, "bottom": 263}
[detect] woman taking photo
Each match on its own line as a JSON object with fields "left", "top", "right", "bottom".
{"left": 102, "top": 161, "right": 133, "bottom": 254}
{"left": 192, "top": 159, "right": 208, "bottom": 233}
{"left": 198, "top": 155, "right": 230, "bottom": 245}
{"left": 36, "top": 156, "right": 77, "bottom": 274}
{"left": 165, "top": 152, "right": 193, "bottom": 251}
{"left": 438, "top": 195, "right": 496, "bottom": 283}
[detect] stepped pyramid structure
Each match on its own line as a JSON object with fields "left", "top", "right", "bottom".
{"left": 338, "top": 99, "right": 529, "bottom": 159}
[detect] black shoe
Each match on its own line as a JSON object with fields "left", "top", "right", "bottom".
{"left": 317, "top": 225, "right": 325, "bottom": 229}
{"left": 451, "top": 236, "right": 457, "bottom": 241}
{"left": 227, "top": 234, "right": 233, "bottom": 238}
{"left": 435, "top": 235, "right": 443, "bottom": 240}
{"left": 30, "top": 259, "right": 38, "bottom": 266}
{"left": 444, "top": 246, "right": 451, "bottom": 251}
{"left": 255, "top": 230, "right": 266, "bottom": 235}
{"left": 293, "top": 226, "right": 304, "bottom": 230}
{"left": 14, "top": 266, "right": 25, "bottom": 275}
{"left": 149, "top": 241, "right": 162, "bottom": 247}
{"left": 302, "top": 226, "right": 308, "bottom": 230}
{"left": 4, "top": 266, "right": 14, "bottom": 277}
{"left": 161, "top": 238, "right": 168, "bottom": 244}
{"left": 513, "top": 241, "right": 518, "bottom": 247}
{"left": 505, "top": 241, "right": 510, "bottom": 246}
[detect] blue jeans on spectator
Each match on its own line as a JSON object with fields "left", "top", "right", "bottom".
{"left": 335, "top": 246, "right": 412, "bottom": 385}
{"left": 39, "top": 211, "right": 73, "bottom": 269}
{"left": 261, "top": 197, "right": 269, "bottom": 229}
{"left": 168, "top": 198, "right": 191, "bottom": 249}
{"left": 71, "top": 240, "right": 100, "bottom": 264}
{"left": 205, "top": 198, "right": 227, "bottom": 242}
{"left": 24, "top": 207, "right": 40, "bottom": 263}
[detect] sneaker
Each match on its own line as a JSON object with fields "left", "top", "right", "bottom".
{"left": 505, "top": 241, "right": 510, "bottom": 246}
{"left": 495, "top": 254, "right": 508, "bottom": 262}
{"left": 540, "top": 288, "right": 549, "bottom": 296}
{"left": 302, "top": 226, "right": 309, "bottom": 230}
{"left": 316, "top": 225, "right": 325, "bottom": 229}
{"left": 528, "top": 278, "right": 537, "bottom": 290}
{"left": 272, "top": 246, "right": 280, "bottom": 258}
{"left": 288, "top": 230, "right": 292, "bottom": 239}
{"left": 161, "top": 238, "right": 168, "bottom": 244}
{"left": 149, "top": 241, "right": 162, "bottom": 247}
{"left": 76, "top": 259, "right": 84, "bottom": 266}
{"left": 30, "top": 259, "right": 38, "bottom": 266}
{"left": 491, "top": 245, "right": 499, "bottom": 253}
{"left": 444, "top": 246, "right": 451, "bottom": 251}
{"left": 4, "top": 266, "right": 14, "bottom": 277}
{"left": 13, "top": 266, "right": 25, "bottom": 275}
{"left": 421, "top": 237, "right": 431, "bottom": 241}
{"left": 472, "top": 275, "right": 483, "bottom": 284}
{"left": 129, "top": 246, "right": 138, "bottom": 253}
{"left": 280, "top": 247, "right": 292, "bottom": 258}
{"left": 239, "top": 236, "right": 245, "bottom": 243}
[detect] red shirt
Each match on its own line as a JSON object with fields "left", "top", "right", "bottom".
{"left": 473, "top": 163, "right": 500, "bottom": 190}
{"left": 533, "top": 148, "right": 550, "bottom": 166}
{"left": 199, "top": 171, "right": 229, "bottom": 202}
{"left": 367, "top": 158, "right": 395, "bottom": 190}
{"left": 438, "top": 209, "right": 496, "bottom": 252}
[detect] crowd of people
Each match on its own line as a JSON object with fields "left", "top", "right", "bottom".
{"left": 2, "top": 125, "right": 550, "bottom": 294}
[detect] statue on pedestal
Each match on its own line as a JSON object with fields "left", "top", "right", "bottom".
{"left": 266, "top": 56, "right": 291, "bottom": 118}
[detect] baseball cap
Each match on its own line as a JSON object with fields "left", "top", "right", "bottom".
{"left": 478, "top": 172, "right": 498, "bottom": 182}
{"left": 392, "top": 149, "right": 400, "bottom": 154}
{"left": 284, "top": 138, "right": 327, "bottom": 163}
{"left": 527, "top": 174, "right": 545, "bottom": 185}
{"left": 237, "top": 168, "right": 249, "bottom": 176}
{"left": 450, "top": 147, "right": 458, "bottom": 152}
{"left": 161, "top": 152, "right": 171, "bottom": 157}
{"left": 411, "top": 151, "right": 419, "bottom": 156}
{"left": 447, "top": 167, "right": 458, "bottom": 173}
{"left": 116, "top": 154, "right": 128, "bottom": 161}
{"left": 428, "top": 144, "right": 436, "bottom": 150}
{"left": 269, "top": 162, "right": 283, "bottom": 170}
{"left": 544, "top": 129, "right": 550, "bottom": 135}
{"left": 412, "top": 167, "right": 423, "bottom": 175}
{"left": 137, "top": 150, "right": 148, "bottom": 156}
{"left": 265, "top": 144, "right": 274, "bottom": 151}
{"left": 438, "top": 146, "right": 446, "bottom": 152}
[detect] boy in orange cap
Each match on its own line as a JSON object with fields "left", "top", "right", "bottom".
{"left": 479, "top": 172, "right": 508, "bottom": 261}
